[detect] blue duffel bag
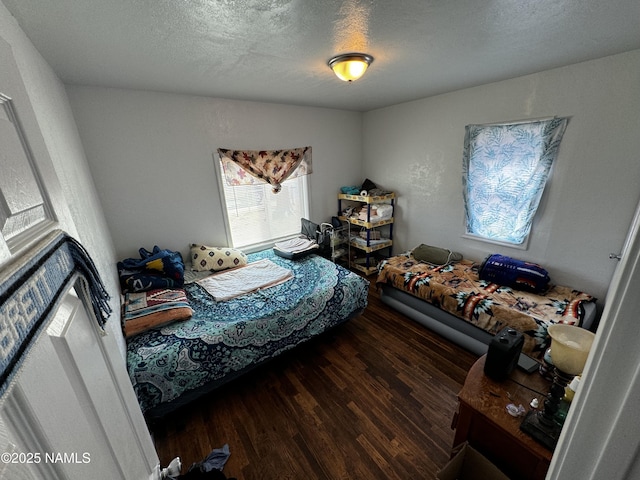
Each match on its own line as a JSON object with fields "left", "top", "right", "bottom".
{"left": 479, "top": 254, "right": 550, "bottom": 293}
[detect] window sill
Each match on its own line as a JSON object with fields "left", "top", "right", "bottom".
{"left": 461, "top": 232, "right": 529, "bottom": 250}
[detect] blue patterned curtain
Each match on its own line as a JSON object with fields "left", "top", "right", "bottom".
{"left": 462, "top": 118, "right": 568, "bottom": 244}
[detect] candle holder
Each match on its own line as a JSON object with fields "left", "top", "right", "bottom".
{"left": 520, "top": 324, "right": 595, "bottom": 450}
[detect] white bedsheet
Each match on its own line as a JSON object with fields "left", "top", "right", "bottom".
{"left": 196, "top": 259, "right": 293, "bottom": 302}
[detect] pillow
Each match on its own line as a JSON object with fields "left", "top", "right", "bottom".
{"left": 122, "top": 288, "right": 193, "bottom": 337}
{"left": 412, "top": 244, "right": 463, "bottom": 266}
{"left": 190, "top": 244, "right": 248, "bottom": 272}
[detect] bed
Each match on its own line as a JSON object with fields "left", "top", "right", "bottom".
{"left": 125, "top": 249, "right": 369, "bottom": 419}
{"left": 376, "top": 253, "right": 597, "bottom": 357}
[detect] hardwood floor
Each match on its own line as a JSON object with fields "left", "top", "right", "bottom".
{"left": 152, "top": 279, "right": 478, "bottom": 479}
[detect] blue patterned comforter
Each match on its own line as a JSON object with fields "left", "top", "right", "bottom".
{"left": 126, "top": 250, "right": 369, "bottom": 416}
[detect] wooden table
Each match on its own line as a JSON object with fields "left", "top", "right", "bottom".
{"left": 452, "top": 355, "right": 553, "bottom": 480}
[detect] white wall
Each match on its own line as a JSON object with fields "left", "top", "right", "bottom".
{"left": 65, "top": 51, "right": 640, "bottom": 307}
{"left": 363, "top": 50, "right": 640, "bottom": 304}
{"left": 0, "top": 2, "right": 125, "bottom": 355}
{"left": 66, "top": 87, "right": 363, "bottom": 261}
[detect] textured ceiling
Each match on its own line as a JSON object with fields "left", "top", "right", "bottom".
{"left": 3, "top": 0, "right": 640, "bottom": 112}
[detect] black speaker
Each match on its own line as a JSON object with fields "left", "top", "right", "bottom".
{"left": 484, "top": 327, "right": 524, "bottom": 381}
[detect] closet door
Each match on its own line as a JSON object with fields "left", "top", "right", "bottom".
{"left": 0, "top": 37, "right": 158, "bottom": 480}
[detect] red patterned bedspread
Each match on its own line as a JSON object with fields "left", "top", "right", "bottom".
{"left": 376, "top": 254, "right": 595, "bottom": 355}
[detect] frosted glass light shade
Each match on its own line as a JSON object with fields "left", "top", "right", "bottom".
{"left": 548, "top": 324, "right": 595, "bottom": 375}
{"left": 328, "top": 53, "right": 374, "bottom": 82}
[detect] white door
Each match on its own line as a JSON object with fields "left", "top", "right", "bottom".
{"left": 0, "top": 287, "right": 159, "bottom": 480}
{"left": 549, "top": 196, "right": 640, "bottom": 479}
{"left": 0, "top": 37, "right": 159, "bottom": 480}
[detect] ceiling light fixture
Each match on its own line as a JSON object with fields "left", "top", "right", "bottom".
{"left": 328, "top": 53, "right": 374, "bottom": 82}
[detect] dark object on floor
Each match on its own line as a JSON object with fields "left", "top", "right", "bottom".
{"left": 195, "top": 444, "right": 230, "bottom": 472}
{"left": 177, "top": 469, "right": 235, "bottom": 480}
{"left": 176, "top": 444, "right": 236, "bottom": 480}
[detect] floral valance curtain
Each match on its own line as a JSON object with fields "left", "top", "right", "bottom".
{"left": 462, "top": 117, "right": 568, "bottom": 244}
{"left": 218, "top": 146, "right": 312, "bottom": 193}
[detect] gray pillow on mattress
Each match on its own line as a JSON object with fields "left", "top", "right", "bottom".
{"left": 412, "top": 244, "right": 463, "bottom": 266}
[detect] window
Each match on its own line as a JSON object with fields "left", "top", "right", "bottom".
{"left": 462, "top": 118, "right": 568, "bottom": 246}
{"left": 219, "top": 165, "right": 309, "bottom": 251}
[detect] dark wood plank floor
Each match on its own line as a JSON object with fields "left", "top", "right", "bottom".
{"left": 152, "top": 278, "right": 478, "bottom": 479}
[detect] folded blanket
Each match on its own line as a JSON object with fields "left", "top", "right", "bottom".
{"left": 122, "top": 288, "right": 193, "bottom": 337}
{"left": 356, "top": 204, "right": 393, "bottom": 222}
{"left": 274, "top": 237, "right": 318, "bottom": 253}
{"left": 197, "top": 259, "right": 294, "bottom": 302}
{"left": 374, "top": 204, "right": 393, "bottom": 219}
